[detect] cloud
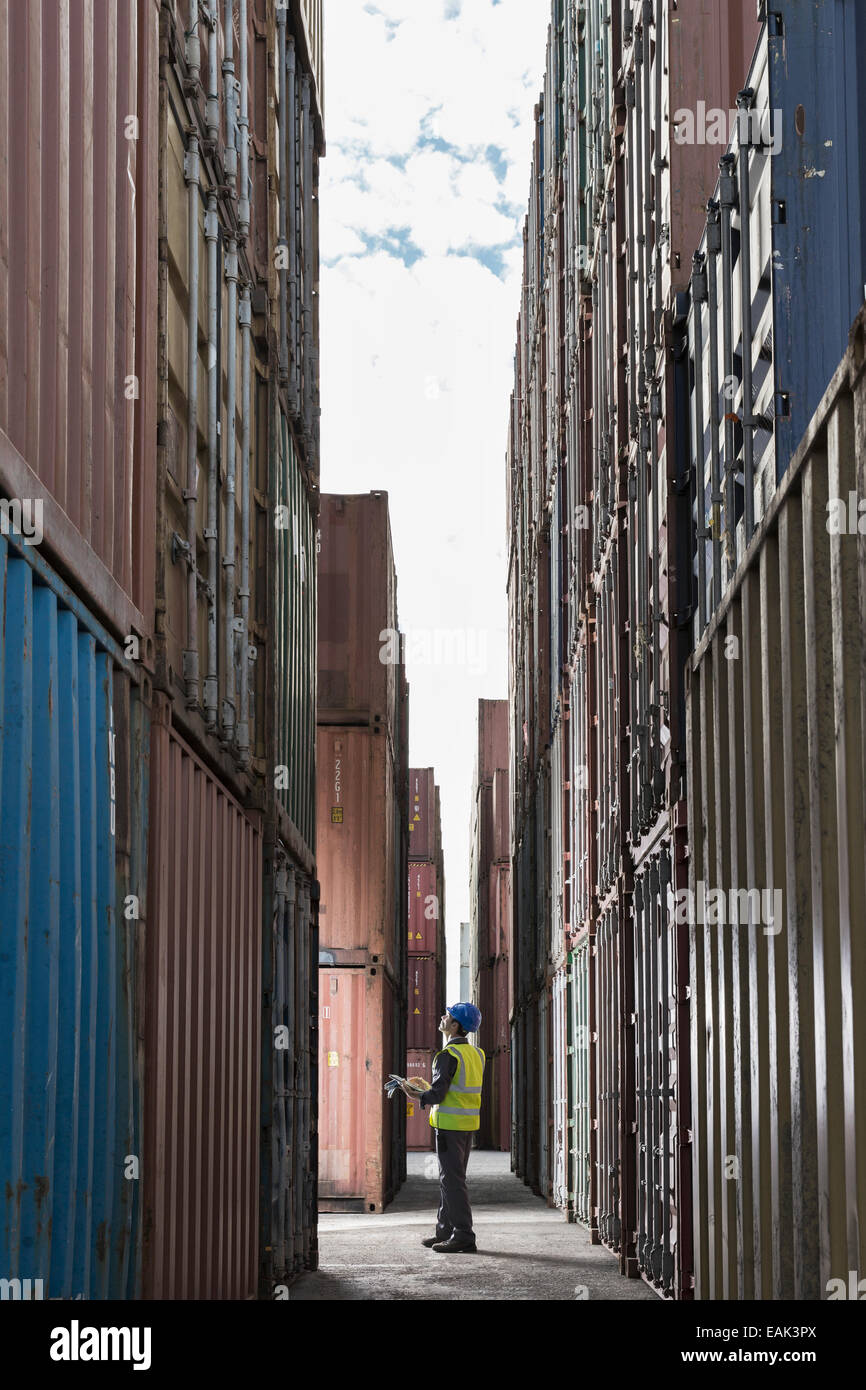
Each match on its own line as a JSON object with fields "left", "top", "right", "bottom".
{"left": 320, "top": 0, "right": 550, "bottom": 984}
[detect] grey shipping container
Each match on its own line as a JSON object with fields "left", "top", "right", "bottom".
{"left": 687, "top": 307, "right": 866, "bottom": 1300}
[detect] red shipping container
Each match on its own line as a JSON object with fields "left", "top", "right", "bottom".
{"left": 492, "top": 767, "right": 510, "bottom": 864}
{"left": 488, "top": 861, "right": 512, "bottom": 959}
{"left": 408, "top": 862, "right": 439, "bottom": 954}
{"left": 318, "top": 493, "right": 401, "bottom": 722}
{"left": 405, "top": 1050, "right": 435, "bottom": 1151}
{"left": 477, "top": 699, "right": 508, "bottom": 784}
{"left": 318, "top": 965, "right": 399, "bottom": 1213}
{"left": 0, "top": 0, "right": 159, "bottom": 624}
{"left": 407, "top": 956, "right": 438, "bottom": 1050}
{"left": 316, "top": 725, "right": 403, "bottom": 968}
{"left": 408, "top": 767, "right": 436, "bottom": 861}
{"left": 144, "top": 713, "right": 263, "bottom": 1298}
{"left": 493, "top": 955, "right": 511, "bottom": 1053}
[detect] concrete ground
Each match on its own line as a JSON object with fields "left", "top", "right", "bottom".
{"left": 291, "top": 1151, "right": 659, "bottom": 1301}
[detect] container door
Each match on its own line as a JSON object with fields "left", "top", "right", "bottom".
{"left": 318, "top": 968, "right": 366, "bottom": 1202}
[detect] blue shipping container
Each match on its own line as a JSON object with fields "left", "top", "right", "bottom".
{"left": 771, "top": 0, "right": 866, "bottom": 474}
{"left": 0, "top": 533, "right": 145, "bottom": 1298}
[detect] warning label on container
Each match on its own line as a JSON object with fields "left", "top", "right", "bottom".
{"left": 331, "top": 807, "right": 343, "bottom": 824}
{"left": 327, "top": 1051, "right": 339, "bottom": 1067}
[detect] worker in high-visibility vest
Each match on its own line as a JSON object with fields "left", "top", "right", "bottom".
{"left": 402, "top": 1002, "right": 485, "bottom": 1253}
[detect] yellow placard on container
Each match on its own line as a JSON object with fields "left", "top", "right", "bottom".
{"left": 331, "top": 807, "right": 343, "bottom": 824}
{"left": 327, "top": 1051, "right": 339, "bottom": 1067}
{"left": 407, "top": 1103, "right": 415, "bottom": 1117}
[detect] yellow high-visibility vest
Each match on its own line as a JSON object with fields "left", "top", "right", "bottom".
{"left": 429, "top": 1042, "right": 486, "bottom": 1131}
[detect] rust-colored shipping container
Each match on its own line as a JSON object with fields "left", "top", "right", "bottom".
{"left": 407, "top": 956, "right": 440, "bottom": 1051}
{"left": 143, "top": 701, "right": 263, "bottom": 1299}
{"left": 316, "top": 724, "right": 403, "bottom": 971}
{"left": 405, "top": 1050, "right": 435, "bottom": 1152}
{"left": 488, "top": 863, "right": 511, "bottom": 962}
{"left": 408, "top": 767, "right": 437, "bottom": 861}
{"left": 408, "top": 862, "right": 439, "bottom": 955}
{"left": 477, "top": 698, "right": 509, "bottom": 786}
{"left": 492, "top": 767, "right": 510, "bottom": 865}
{"left": 0, "top": 0, "right": 159, "bottom": 632}
{"left": 318, "top": 493, "right": 400, "bottom": 722}
{"left": 318, "top": 964, "right": 400, "bottom": 1212}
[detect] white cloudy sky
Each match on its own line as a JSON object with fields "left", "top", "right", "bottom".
{"left": 320, "top": 0, "right": 551, "bottom": 998}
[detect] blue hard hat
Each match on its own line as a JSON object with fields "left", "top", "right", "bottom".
{"left": 447, "top": 1001, "right": 482, "bottom": 1033}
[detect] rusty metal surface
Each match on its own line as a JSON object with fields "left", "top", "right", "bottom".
{"left": 143, "top": 705, "right": 263, "bottom": 1299}
{"left": 687, "top": 310, "right": 866, "bottom": 1300}
{"left": 0, "top": 0, "right": 159, "bottom": 616}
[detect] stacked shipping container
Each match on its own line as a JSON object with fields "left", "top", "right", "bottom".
{"left": 316, "top": 493, "right": 410, "bottom": 1209}
{"left": 0, "top": 0, "right": 324, "bottom": 1299}
{"left": 468, "top": 701, "right": 512, "bottom": 1151}
{"left": 508, "top": 0, "right": 866, "bottom": 1299}
{"left": 405, "top": 768, "right": 446, "bottom": 1151}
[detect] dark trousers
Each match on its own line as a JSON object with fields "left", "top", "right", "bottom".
{"left": 434, "top": 1129, "right": 475, "bottom": 1239}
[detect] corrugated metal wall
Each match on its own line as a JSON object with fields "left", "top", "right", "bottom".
{"left": 0, "top": 0, "right": 159, "bottom": 618}
{"left": 0, "top": 535, "right": 146, "bottom": 1299}
{"left": 509, "top": 0, "right": 866, "bottom": 1300}
{"left": 1, "top": 0, "right": 324, "bottom": 1302}
{"left": 143, "top": 708, "right": 263, "bottom": 1299}
{"left": 687, "top": 309, "right": 866, "bottom": 1300}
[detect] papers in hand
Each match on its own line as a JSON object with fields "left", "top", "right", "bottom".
{"left": 384, "top": 1073, "right": 428, "bottom": 1099}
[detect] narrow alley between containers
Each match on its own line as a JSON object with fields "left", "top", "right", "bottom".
{"left": 294, "top": 1155, "right": 656, "bottom": 1302}
{"left": 2, "top": 0, "right": 866, "bottom": 1342}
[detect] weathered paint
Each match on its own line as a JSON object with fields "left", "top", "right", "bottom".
{"left": 0, "top": 534, "right": 146, "bottom": 1299}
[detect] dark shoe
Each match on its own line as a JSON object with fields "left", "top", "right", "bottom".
{"left": 421, "top": 1232, "right": 451, "bottom": 1248}
{"left": 431, "top": 1234, "right": 477, "bottom": 1254}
